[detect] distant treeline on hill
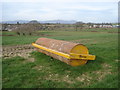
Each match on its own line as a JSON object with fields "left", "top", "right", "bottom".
{"left": 1, "top": 20, "right": 118, "bottom": 25}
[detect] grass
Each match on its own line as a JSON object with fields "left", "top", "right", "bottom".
{"left": 2, "top": 28, "right": 118, "bottom": 45}
{"left": 2, "top": 28, "right": 118, "bottom": 88}
{"left": 2, "top": 35, "right": 40, "bottom": 45}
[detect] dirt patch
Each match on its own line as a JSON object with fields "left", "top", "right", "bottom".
{"left": 43, "top": 63, "right": 112, "bottom": 86}
{"left": 115, "top": 59, "right": 119, "bottom": 62}
{"left": 39, "top": 34, "right": 53, "bottom": 36}
{"left": 33, "top": 65, "right": 45, "bottom": 71}
{"left": 44, "top": 73, "right": 74, "bottom": 84}
{"left": 34, "top": 63, "right": 113, "bottom": 87}
{"left": 91, "top": 63, "right": 112, "bottom": 80}
{"left": 27, "top": 58, "right": 35, "bottom": 62}
{"left": 32, "top": 65, "right": 51, "bottom": 71}
{"left": 76, "top": 73, "right": 92, "bottom": 82}
{"left": 0, "top": 35, "right": 15, "bottom": 36}
{"left": 2, "top": 44, "right": 36, "bottom": 59}
{"left": 45, "top": 63, "right": 112, "bottom": 85}
{"left": 1, "top": 34, "right": 53, "bottom": 37}
{"left": 75, "top": 63, "right": 112, "bottom": 87}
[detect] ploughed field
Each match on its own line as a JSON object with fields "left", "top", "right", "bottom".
{"left": 2, "top": 28, "right": 118, "bottom": 88}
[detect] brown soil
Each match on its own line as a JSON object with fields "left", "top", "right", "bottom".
{"left": 2, "top": 44, "right": 36, "bottom": 60}
{"left": 0, "top": 35, "right": 16, "bottom": 36}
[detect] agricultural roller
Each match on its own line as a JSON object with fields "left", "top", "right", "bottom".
{"left": 32, "top": 38, "right": 95, "bottom": 66}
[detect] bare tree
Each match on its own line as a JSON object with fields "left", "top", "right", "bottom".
{"left": 2, "top": 24, "right": 8, "bottom": 31}
{"left": 75, "top": 22, "right": 84, "bottom": 31}
{"left": 14, "top": 24, "right": 37, "bottom": 36}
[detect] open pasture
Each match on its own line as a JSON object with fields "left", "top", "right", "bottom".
{"left": 2, "top": 28, "right": 118, "bottom": 88}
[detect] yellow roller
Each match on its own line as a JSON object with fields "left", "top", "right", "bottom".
{"left": 32, "top": 38, "right": 96, "bottom": 66}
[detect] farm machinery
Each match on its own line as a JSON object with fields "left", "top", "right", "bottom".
{"left": 32, "top": 38, "right": 95, "bottom": 66}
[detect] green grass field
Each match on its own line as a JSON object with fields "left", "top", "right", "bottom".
{"left": 2, "top": 28, "right": 118, "bottom": 88}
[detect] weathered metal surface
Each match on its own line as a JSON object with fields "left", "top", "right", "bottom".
{"left": 33, "top": 38, "right": 95, "bottom": 66}
{"left": 35, "top": 38, "right": 79, "bottom": 54}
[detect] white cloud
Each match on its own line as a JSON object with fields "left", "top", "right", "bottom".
{"left": 0, "top": 3, "right": 2, "bottom": 21}
{"left": 64, "top": 5, "right": 113, "bottom": 11}
{"left": 1, "top": 0, "right": 119, "bottom": 2}
{"left": 2, "top": 1, "right": 118, "bottom": 22}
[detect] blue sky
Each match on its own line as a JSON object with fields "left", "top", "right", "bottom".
{"left": 1, "top": 0, "right": 119, "bottom": 23}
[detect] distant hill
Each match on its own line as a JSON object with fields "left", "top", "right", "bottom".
{"left": 40, "top": 20, "right": 76, "bottom": 24}
{"left": 1, "top": 20, "right": 77, "bottom": 24}
{"left": 29, "top": 20, "right": 40, "bottom": 24}
{"left": 1, "top": 20, "right": 29, "bottom": 24}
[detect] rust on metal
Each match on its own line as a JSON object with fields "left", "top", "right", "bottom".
{"left": 33, "top": 38, "right": 95, "bottom": 66}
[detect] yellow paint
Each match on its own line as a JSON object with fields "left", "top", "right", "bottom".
{"left": 70, "top": 60, "right": 87, "bottom": 66}
{"left": 69, "top": 44, "right": 95, "bottom": 66}
{"left": 32, "top": 43, "right": 95, "bottom": 59}
{"left": 32, "top": 43, "right": 96, "bottom": 66}
{"left": 70, "top": 44, "right": 89, "bottom": 54}
{"left": 32, "top": 43, "right": 70, "bottom": 59}
{"left": 70, "top": 53, "right": 95, "bottom": 60}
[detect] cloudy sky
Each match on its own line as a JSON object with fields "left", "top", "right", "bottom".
{"left": 1, "top": 0, "right": 119, "bottom": 23}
